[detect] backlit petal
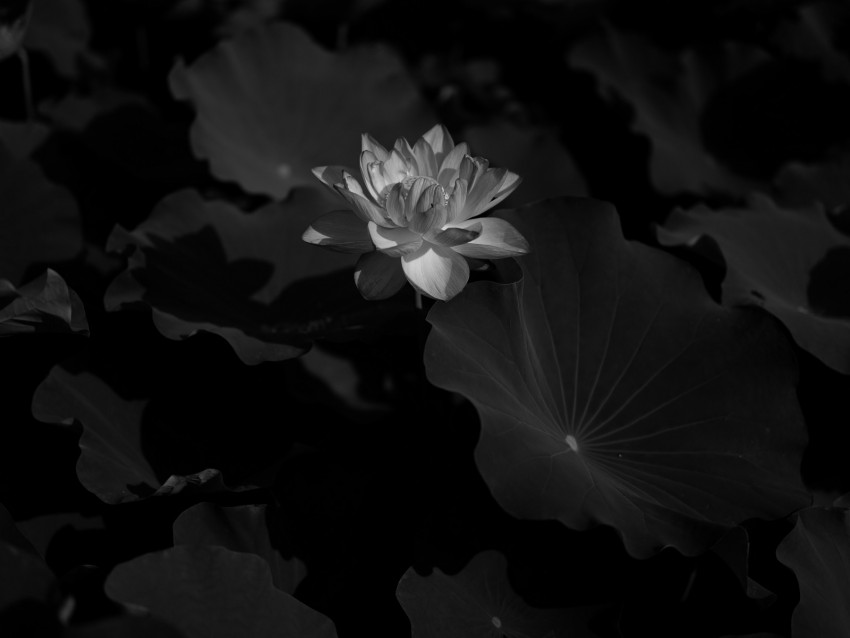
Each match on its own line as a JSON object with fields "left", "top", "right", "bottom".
{"left": 430, "top": 226, "right": 480, "bottom": 248}
{"left": 405, "top": 179, "right": 440, "bottom": 220}
{"left": 368, "top": 222, "right": 423, "bottom": 256}
{"left": 458, "top": 155, "right": 489, "bottom": 186}
{"left": 335, "top": 185, "right": 392, "bottom": 226}
{"left": 410, "top": 202, "right": 448, "bottom": 236}
{"left": 385, "top": 185, "right": 407, "bottom": 226}
{"left": 455, "top": 167, "right": 508, "bottom": 222}
{"left": 342, "top": 171, "right": 366, "bottom": 198}
{"left": 355, "top": 251, "right": 407, "bottom": 300}
{"left": 382, "top": 149, "right": 413, "bottom": 185}
{"left": 367, "top": 161, "right": 391, "bottom": 201}
{"left": 361, "top": 133, "right": 389, "bottom": 161}
{"left": 302, "top": 210, "right": 372, "bottom": 253}
{"left": 483, "top": 171, "right": 521, "bottom": 211}
{"left": 445, "top": 178, "right": 468, "bottom": 223}
{"left": 446, "top": 217, "right": 529, "bottom": 259}
{"left": 360, "top": 150, "right": 380, "bottom": 201}
{"left": 313, "top": 165, "right": 355, "bottom": 191}
{"left": 402, "top": 243, "right": 470, "bottom": 301}
{"left": 393, "top": 137, "right": 417, "bottom": 166}
{"left": 412, "top": 137, "right": 438, "bottom": 178}
{"left": 436, "top": 142, "right": 468, "bottom": 190}
{"left": 422, "top": 124, "right": 454, "bottom": 166}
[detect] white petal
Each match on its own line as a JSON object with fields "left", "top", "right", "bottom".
{"left": 313, "top": 165, "right": 355, "bottom": 190}
{"left": 445, "top": 178, "right": 468, "bottom": 224}
{"left": 422, "top": 124, "right": 454, "bottom": 166}
{"left": 383, "top": 149, "right": 413, "bottom": 184}
{"left": 354, "top": 252, "right": 407, "bottom": 300}
{"left": 360, "top": 150, "right": 381, "bottom": 201}
{"left": 361, "top": 133, "right": 389, "bottom": 161}
{"left": 458, "top": 155, "right": 489, "bottom": 186}
{"left": 335, "top": 186, "right": 392, "bottom": 226}
{"left": 447, "top": 217, "right": 530, "bottom": 259}
{"left": 303, "top": 211, "right": 373, "bottom": 253}
{"left": 410, "top": 202, "right": 447, "bottom": 236}
{"left": 482, "top": 171, "right": 521, "bottom": 211}
{"left": 368, "top": 222, "right": 423, "bottom": 256}
{"left": 413, "top": 137, "right": 438, "bottom": 177}
{"left": 384, "top": 184, "right": 407, "bottom": 226}
{"left": 402, "top": 243, "right": 470, "bottom": 301}
{"left": 429, "top": 226, "right": 480, "bottom": 248}
{"left": 393, "top": 137, "right": 417, "bottom": 166}
{"left": 455, "top": 168, "right": 508, "bottom": 222}
{"left": 436, "top": 142, "right": 468, "bottom": 190}
{"left": 342, "top": 171, "right": 366, "bottom": 198}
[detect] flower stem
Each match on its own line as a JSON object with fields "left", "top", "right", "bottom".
{"left": 415, "top": 290, "right": 422, "bottom": 311}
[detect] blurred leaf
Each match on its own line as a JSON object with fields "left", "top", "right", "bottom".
{"left": 173, "top": 502, "right": 306, "bottom": 595}
{"left": 0, "top": 540, "right": 55, "bottom": 611}
{"left": 105, "top": 545, "right": 337, "bottom": 638}
{"left": 658, "top": 193, "right": 850, "bottom": 373}
{"left": 462, "top": 121, "right": 589, "bottom": 204}
{"left": 775, "top": 156, "right": 850, "bottom": 211}
{"left": 39, "top": 88, "right": 150, "bottom": 133}
{"left": 169, "top": 21, "right": 433, "bottom": 199}
{"left": 31, "top": 366, "right": 259, "bottom": 504}
{"left": 426, "top": 197, "right": 810, "bottom": 558}
{"left": 300, "top": 344, "right": 390, "bottom": 414}
{"left": 24, "top": 0, "right": 95, "bottom": 78}
{"left": 777, "top": 507, "right": 850, "bottom": 637}
{"left": 569, "top": 28, "right": 766, "bottom": 196}
{"left": 396, "top": 550, "right": 600, "bottom": 638}
{"left": 0, "top": 144, "right": 81, "bottom": 286}
{"left": 15, "top": 511, "right": 103, "bottom": 559}
{"left": 105, "top": 188, "right": 410, "bottom": 364}
{"left": 773, "top": 2, "right": 850, "bottom": 83}
{"left": 0, "top": 120, "right": 49, "bottom": 158}
{"left": 0, "top": 269, "right": 88, "bottom": 336}
{"left": 0, "top": 503, "right": 38, "bottom": 556}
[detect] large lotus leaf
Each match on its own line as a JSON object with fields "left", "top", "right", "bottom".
{"left": 173, "top": 502, "right": 306, "bottom": 595}
{"left": 0, "top": 269, "right": 88, "bottom": 336}
{"left": 657, "top": 193, "right": 850, "bottom": 374}
{"left": 776, "top": 507, "right": 850, "bottom": 637}
{"left": 396, "top": 550, "right": 599, "bottom": 638}
{"left": 31, "top": 366, "right": 255, "bottom": 504}
{"left": 568, "top": 29, "right": 765, "bottom": 196}
{"left": 0, "top": 144, "right": 81, "bottom": 286}
{"left": 105, "top": 545, "right": 337, "bottom": 638}
{"left": 425, "top": 197, "right": 810, "bottom": 558}
{"left": 462, "top": 121, "right": 588, "bottom": 203}
{"left": 169, "top": 21, "right": 433, "bottom": 199}
{"left": 104, "top": 188, "right": 401, "bottom": 364}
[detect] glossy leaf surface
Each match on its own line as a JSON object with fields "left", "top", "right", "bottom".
{"left": 426, "top": 197, "right": 809, "bottom": 557}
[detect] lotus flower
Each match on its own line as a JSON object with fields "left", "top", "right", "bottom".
{"left": 303, "top": 124, "right": 529, "bottom": 301}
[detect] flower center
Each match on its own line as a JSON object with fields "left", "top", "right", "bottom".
{"left": 398, "top": 176, "right": 448, "bottom": 206}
